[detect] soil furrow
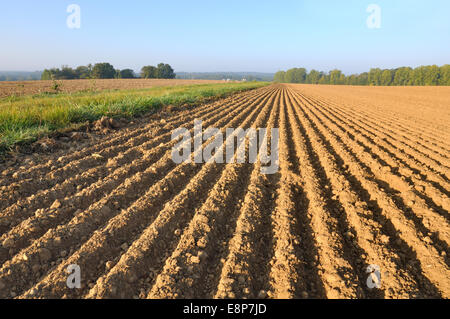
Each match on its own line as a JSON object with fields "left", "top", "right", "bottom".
{"left": 286, "top": 88, "right": 425, "bottom": 298}
{"left": 292, "top": 92, "right": 450, "bottom": 247}
{"left": 293, "top": 85, "right": 450, "bottom": 152}
{"left": 214, "top": 89, "right": 280, "bottom": 299}
{"left": 1, "top": 83, "right": 448, "bottom": 299}
{"left": 301, "top": 90, "right": 450, "bottom": 178}
{"left": 287, "top": 86, "right": 449, "bottom": 297}
{"left": 281, "top": 89, "right": 360, "bottom": 298}
{"left": 3, "top": 87, "right": 275, "bottom": 298}
{"left": 307, "top": 94, "right": 450, "bottom": 217}
{"left": 0, "top": 87, "right": 274, "bottom": 235}
{"left": 0, "top": 88, "right": 270, "bottom": 212}
{"left": 267, "top": 89, "right": 326, "bottom": 299}
{"left": 147, "top": 88, "right": 281, "bottom": 299}
{"left": 80, "top": 88, "right": 278, "bottom": 299}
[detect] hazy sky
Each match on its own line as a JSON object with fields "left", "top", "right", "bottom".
{"left": 1, "top": 0, "right": 449, "bottom": 74}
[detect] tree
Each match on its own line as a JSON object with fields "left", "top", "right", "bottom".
{"left": 75, "top": 66, "right": 91, "bottom": 79}
{"left": 423, "top": 65, "right": 440, "bottom": 86}
{"left": 380, "top": 69, "right": 393, "bottom": 86}
{"left": 306, "top": 70, "right": 320, "bottom": 84}
{"left": 119, "top": 69, "right": 135, "bottom": 79}
{"left": 41, "top": 68, "right": 63, "bottom": 80}
{"left": 393, "top": 67, "right": 412, "bottom": 86}
{"left": 41, "top": 69, "right": 53, "bottom": 80}
{"left": 329, "top": 69, "right": 342, "bottom": 85}
{"left": 284, "top": 68, "right": 296, "bottom": 83}
{"left": 156, "top": 63, "right": 176, "bottom": 79}
{"left": 412, "top": 66, "right": 427, "bottom": 86}
{"left": 318, "top": 72, "right": 329, "bottom": 84}
{"left": 368, "top": 68, "right": 382, "bottom": 86}
{"left": 357, "top": 72, "right": 369, "bottom": 85}
{"left": 439, "top": 65, "right": 450, "bottom": 86}
{"left": 318, "top": 75, "right": 327, "bottom": 84}
{"left": 57, "top": 66, "right": 77, "bottom": 79}
{"left": 284, "top": 68, "right": 306, "bottom": 83}
{"left": 273, "top": 71, "right": 286, "bottom": 83}
{"left": 91, "top": 63, "right": 116, "bottom": 79}
{"left": 347, "top": 74, "right": 357, "bottom": 85}
{"left": 295, "top": 68, "right": 307, "bottom": 83}
{"left": 141, "top": 66, "right": 158, "bottom": 79}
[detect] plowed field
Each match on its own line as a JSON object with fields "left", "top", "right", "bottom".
{"left": 0, "top": 79, "right": 224, "bottom": 98}
{"left": 0, "top": 84, "right": 449, "bottom": 299}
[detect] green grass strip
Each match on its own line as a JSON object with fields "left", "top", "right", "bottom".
{"left": 0, "top": 82, "right": 268, "bottom": 153}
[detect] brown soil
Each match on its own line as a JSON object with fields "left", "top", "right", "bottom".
{"left": 0, "top": 79, "right": 225, "bottom": 98}
{"left": 0, "top": 84, "right": 448, "bottom": 299}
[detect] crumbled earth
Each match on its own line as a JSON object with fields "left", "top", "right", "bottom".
{"left": 0, "top": 84, "right": 449, "bottom": 299}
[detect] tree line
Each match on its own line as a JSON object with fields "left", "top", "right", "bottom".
{"left": 41, "top": 63, "right": 175, "bottom": 80}
{"left": 274, "top": 65, "right": 450, "bottom": 86}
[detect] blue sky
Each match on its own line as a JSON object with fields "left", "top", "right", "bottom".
{"left": 1, "top": 0, "right": 449, "bottom": 73}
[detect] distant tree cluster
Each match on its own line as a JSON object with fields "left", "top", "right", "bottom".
{"left": 274, "top": 65, "right": 450, "bottom": 86}
{"left": 140, "top": 63, "right": 175, "bottom": 79}
{"left": 41, "top": 62, "right": 176, "bottom": 80}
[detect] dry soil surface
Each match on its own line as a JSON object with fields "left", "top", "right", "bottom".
{"left": 0, "top": 84, "right": 449, "bottom": 299}
{"left": 0, "top": 79, "right": 224, "bottom": 97}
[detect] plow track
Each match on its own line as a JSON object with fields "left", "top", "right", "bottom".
{"left": 0, "top": 84, "right": 448, "bottom": 299}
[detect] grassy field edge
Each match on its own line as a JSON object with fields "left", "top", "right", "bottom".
{"left": 0, "top": 82, "right": 268, "bottom": 153}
